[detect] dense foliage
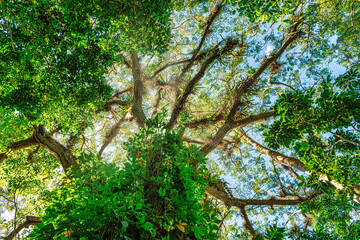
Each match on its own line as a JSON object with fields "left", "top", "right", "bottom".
{"left": 0, "top": 0, "right": 359, "bottom": 239}
{"left": 29, "top": 114, "right": 219, "bottom": 239}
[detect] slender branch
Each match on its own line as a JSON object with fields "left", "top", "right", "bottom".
{"left": 95, "top": 100, "right": 130, "bottom": 114}
{"left": 130, "top": 51, "right": 146, "bottom": 128}
{"left": 150, "top": 59, "right": 192, "bottom": 80}
{"left": 4, "top": 216, "right": 41, "bottom": 240}
{"left": 275, "top": 159, "right": 303, "bottom": 182}
{"left": 194, "top": 2, "right": 224, "bottom": 56}
{"left": 113, "top": 88, "right": 132, "bottom": 98}
{"left": 241, "top": 130, "right": 360, "bottom": 203}
{"left": 200, "top": 28, "right": 302, "bottom": 158}
{"left": 168, "top": 2, "right": 224, "bottom": 105}
{"left": 166, "top": 39, "right": 238, "bottom": 129}
{"left": 269, "top": 81, "right": 296, "bottom": 91}
{"left": 306, "top": 120, "right": 360, "bottom": 147}
{"left": 228, "top": 30, "right": 302, "bottom": 120}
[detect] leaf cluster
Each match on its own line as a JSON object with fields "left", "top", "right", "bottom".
{"left": 29, "top": 113, "right": 219, "bottom": 239}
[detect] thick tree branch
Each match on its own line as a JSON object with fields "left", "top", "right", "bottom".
{"left": 228, "top": 30, "right": 302, "bottom": 120}
{"left": 0, "top": 137, "right": 37, "bottom": 162}
{"left": 201, "top": 111, "right": 275, "bottom": 156}
{"left": 241, "top": 131, "right": 306, "bottom": 172}
{"left": 4, "top": 216, "right": 41, "bottom": 240}
{"left": 239, "top": 206, "right": 257, "bottom": 238}
{"left": 204, "top": 183, "right": 318, "bottom": 207}
{"left": 185, "top": 114, "right": 225, "bottom": 128}
{"left": 166, "top": 39, "right": 238, "bottom": 129}
{"left": 241, "top": 131, "right": 360, "bottom": 202}
{"left": 99, "top": 116, "right": 126, "bottom": 157}
{"left": 130, "top": 51, "right": 146, "bottom": 128}
{"left": 32, "top": 125, "right": 76, "bottom": 172}
{"left": 151, "top": 89, "right": 163, "bottom": 118}
{"left": 199, "top": 28, "right": 302, "bottom": 158}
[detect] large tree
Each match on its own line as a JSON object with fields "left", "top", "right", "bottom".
{"left": 0, "top": 0, "right": 359, "bottom": 239}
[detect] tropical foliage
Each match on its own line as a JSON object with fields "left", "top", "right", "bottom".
{"left": 0, "top": 0, "right": 359, "bottom": 239}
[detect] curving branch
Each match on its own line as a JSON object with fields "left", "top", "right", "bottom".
{"left": 201, "top": 111, "right": 275, "bottom": 156}
{"left": 32, "top": 125, "right": 76, "bottom": 172}
{"left": 4, "top": 216, "right": 41, "bottom": 240}
{"left": 0, "top": 137, "right": 37, "bottom": 163}
{"left": 130, "top": 51, "right": 146, "bottom": 128}
{"left": 98, "top": 116, "right": 126, "bottom": 157}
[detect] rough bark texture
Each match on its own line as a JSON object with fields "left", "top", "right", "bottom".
{"left": 201, "top": 111, "right": 275, "bottom": 156}
{"left": 242, "top": 131, "right": 360, "bottom": 203}
{"left": 0, "top": 137, "right": 37, "bottom": 162}
{"left": 5, "top": 216, "right": 41, "bottom": 240}
{"left": 130, "top": 51, "right": 146, "bottom": 128}
{"left": 32, "top": 125, "right": 76, "bottom": 172}
{"left": 166, "top": 39, "right": 238, "bottom": 129}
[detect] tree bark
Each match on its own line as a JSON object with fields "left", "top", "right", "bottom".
{"left": 130, "top": 51, "right": 146, "bottom": 128}
{"left": 32, "top": 125, "right": 76, "bottom": 172}
{"left": 4, "top": 216, "right": 41, "bottom": 240}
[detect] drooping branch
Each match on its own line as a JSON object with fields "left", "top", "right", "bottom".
{"left": 166, "top": 39, "right": 238, "bottom": 129}
{"left": 130, "top": 51, "right": 146, "bottom": 128}
{"left": 0, "top": 136, "right": 37, "bottom": 162}
{"left": 4, "top": 216, "right": 41, "bottom": 240}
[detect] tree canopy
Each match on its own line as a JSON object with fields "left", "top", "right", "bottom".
{"left": 0, "top": 0, "right": 359, "bottom": 239}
